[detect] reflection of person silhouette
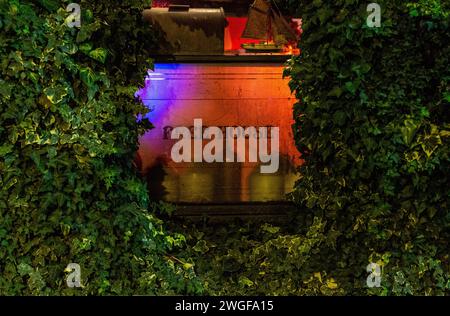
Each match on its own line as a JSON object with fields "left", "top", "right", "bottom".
{"left": 145, "top": 156, "right": 170, "bottom": 201}
{"left": 248, "top": 154, "right": 296, "bottom": 202}
{"left": 133, "top": 151, "right": 143, "bottom": 174}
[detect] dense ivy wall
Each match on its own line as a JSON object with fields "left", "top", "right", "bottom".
{"left": 0, "top": 0, "right": 201, "bottom": 295}
{"left": 285, "top": 0, "right": 450, "bottom": 294}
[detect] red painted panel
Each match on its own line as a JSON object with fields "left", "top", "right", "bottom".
{"left": 225, "top": 17, "right": 260, "bottom": 51}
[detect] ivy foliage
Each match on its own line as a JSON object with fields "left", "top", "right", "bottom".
{"left": 284, "top": 0, "right": 450, "bottom": 295}
{"left": 170, "top": 0, "right": 449, "bottom": 296}
{"left": 0, "top": 0, "right": 202, "bottom": 295}
{"left": 171, "top": 218, "right": 345, "bottom": 296}
{"left": 1, "top": 0, "right": 449, "bottom": 296}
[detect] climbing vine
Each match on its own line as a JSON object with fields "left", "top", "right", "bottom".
{"left": 0, "top": 0, "right": 201, "bottom": 295}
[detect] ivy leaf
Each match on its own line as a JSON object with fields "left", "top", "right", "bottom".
{"left": 410, "top": 9, "right": 419, "bottom": 17}
{"left": 79, "top": 67, "right": 96, "bottom": 88}
{"left": 326, "top": 278, "right": 338, "bottom": 289}
{"left": 400, "top": 119, "right": 419, "bottom": 147}
{"left": 183, "top": 263, "right": 194, "bottom": 270}
{"left": 443, "top": 92, "right": 450, "bottom": 102}
{"left": 17, "top": 263, "right": 33, "bottom": 276}
{"left": 0, "top": 145, "right": 13, "bottom": 156}
{"left": 87, "top": 84, "right": 99, "bottom": 100}
{"left": 193, "top": 240, "right": 209, "bottom": 253}
{"left": 262, "top": 224, "right": 281, "bottom": 234}
{"left": 328, "top": 86, "right": 343, "bottom": 98}
{"left": 238, "top": 277, "right": 254, "bottom": 287}
{"left": 89, "top": 48, "right": 108, "bottom": 64}
{"left": 79, "top": 42, "right": 93, "bottom": 55}
{"left": 345, "top": 81, "right": 356, "bottom": 95}
{"left": 43, "top": 85, "right": 68, "bottom": 105}
{"left": 0, "top": 80, "right": 13, "bottom": 99}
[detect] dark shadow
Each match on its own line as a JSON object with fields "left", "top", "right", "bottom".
{"left": 145, "top": 157, "right": 169, "bottom": 201}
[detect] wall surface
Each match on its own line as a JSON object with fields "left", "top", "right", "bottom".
{"left": 137, "top": 63, "right": 301, "bottom": 203}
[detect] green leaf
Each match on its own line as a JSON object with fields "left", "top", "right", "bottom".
{"left": 238, "top": 277, "right": 254, "bottom": 287}
{"left": 79, "top": 67, "right": 96, "bottom": 88}
{"left": 43, "top": 85, "right": 68, "bottom": 104}
{"left": 79, "top": 42, "right": 93, "bottom": 54}
{"left": 328, "top": 86, "right": 343, "bottom": 98}
{"left": 400, "top": 119, "right": 419, "bottom": 147}
{"left": 410, "top": 9, "right": 419, "bottom": 17}
{"left": 345, "top": 81, "right": 356, "bottom": 95}
{"left": 262, "top": 224, "right": 280, "bottom": 234}
{"left": 0, "top": 145, "right": 13, "bottom": 156}
{"left": 18, "top": 263, "right": 33, "bottom": 276}
{"left": 89, "top": 48, "right": 108, "bottom": 64}
{"left": 193, "top": 240, "right": 209, "bottom": 253}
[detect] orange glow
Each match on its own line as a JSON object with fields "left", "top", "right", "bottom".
{"left": 137, "top": 64, "right": 302, "bottom": 203}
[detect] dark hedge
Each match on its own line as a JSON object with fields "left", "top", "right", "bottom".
{"left": 284, "top": 0, "right": 450, "bottom": 294}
